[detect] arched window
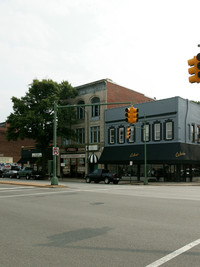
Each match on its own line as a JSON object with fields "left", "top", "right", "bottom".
{"left": 77, "top": 100, "right": 85, "bottom": 119}
{"left": 91, "top": 97, "right": 100, "bottom": 117}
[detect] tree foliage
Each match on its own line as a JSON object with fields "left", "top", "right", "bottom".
{"left": 6, "top": 79, "right": 78, "bottom": 171}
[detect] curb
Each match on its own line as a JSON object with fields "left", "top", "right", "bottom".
{"left": 0, "top": 181, "right": 68, "bottom": 188}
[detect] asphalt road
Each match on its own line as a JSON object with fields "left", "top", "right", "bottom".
{"left": 0, "top": 180, "right": 200, "bottom": 267}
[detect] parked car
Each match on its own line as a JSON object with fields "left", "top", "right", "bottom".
{"left": 85, "top": 169, "right": 121, "bottom": 184}
{"left": 17, "top": 167, "right": 42, "bottom": 180}
{"left": 1, "top": 166, "right": 21, "bottom": 178}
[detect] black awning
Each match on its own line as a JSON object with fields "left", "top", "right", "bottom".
{"left": 18, "top": 157, "right": 37, "bottom": 164}
{"left": 99, "top": 143, "right": 200, "bottom": 165}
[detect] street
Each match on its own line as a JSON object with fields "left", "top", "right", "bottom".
{"left": 0, "top": 180, "right": 200, "bottom": 266}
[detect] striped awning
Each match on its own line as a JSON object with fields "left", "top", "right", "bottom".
{"left": 88, "top": 154, "right": 98, "bottom": 164}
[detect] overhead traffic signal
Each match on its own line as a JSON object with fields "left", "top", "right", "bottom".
{"left": 126, "top": 127, "right": 131, "bottom": 139}
{"left": 125, "top": 106, "right": 139, "bottom": 124}
{"left": 188, "top": 53, "right": 200, "bottom": 83}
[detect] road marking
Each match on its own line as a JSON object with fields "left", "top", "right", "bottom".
{"left": 0, "top": 187, "right": 112, "bottom": 198}
{"left": 0, "top": 186, "right": 35, "bottom": 190}
{"left": 146, "top": 238, "right": 200, "bottom": 267}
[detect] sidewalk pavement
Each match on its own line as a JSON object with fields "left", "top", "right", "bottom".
{"left": 0, "top": 177, "right": 200, "bottom": 187}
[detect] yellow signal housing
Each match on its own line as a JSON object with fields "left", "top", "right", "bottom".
{"left": 126, "top": 127, "right": 131, "bottom": 139}
{"left": 125, "top": 106, "right": 139, "bottom": 124}
{"left": 188, "top": 54, "right": 200, "bottom": 83}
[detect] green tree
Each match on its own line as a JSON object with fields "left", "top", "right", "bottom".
{"left": 6, "top": 79, "right": 78, "bottom": 175}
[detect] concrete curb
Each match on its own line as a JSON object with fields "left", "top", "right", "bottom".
{"left": 0, "top": 180, "right": 68, "bottom": 188}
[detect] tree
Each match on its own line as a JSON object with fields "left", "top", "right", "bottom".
{"left": 6, "top": 79, "right": 78, "bottom": 175}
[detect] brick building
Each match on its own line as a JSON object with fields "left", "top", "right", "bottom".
{"left": 59, "top": 78, "right": 154, "bottom": 177}
{"left": 0, "top": 122, "right": 35, "bottom": 164}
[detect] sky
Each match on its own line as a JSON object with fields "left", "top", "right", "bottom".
{"left": 1, "top": 0, "right": 200, "bottom": 122}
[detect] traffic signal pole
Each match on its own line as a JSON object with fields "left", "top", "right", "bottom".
{"left": 143, "top": 117, "right": 148, "bottom": 185}
{"left": 52, "top": 102, "right": 58, "bottom": 185}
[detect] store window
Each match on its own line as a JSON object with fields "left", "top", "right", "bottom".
{"left": 91, "top": 97, "right": 100, "bottom": 118}
{"left": 90, "top": 126, "right": 100, "bottom": 143}
{"left": 76, "top": 128, "right": 85, "bottom": 144}
{"left": 165, "top": 120, "right": 174, "bottom": 140}
{"left": 142, "top": 124, "right": 150, "bottom": 142}
{"left": 197, "top": 125, "right": 200, "bottom": 143}
{"left": 153, "top": 122, "right": 161, "bottom": 141}
{"left": 128, "top": 125, "right": 135, "bottom": 143}
{"left": 109, "top": 127, "right": 115, "bottom": 144}
{"left": 77, "top": 100, "right": 85, "bottom": 119}
{"left": 118, "top": 126, "right": 125, "bottom": 144}
{"left": 62, "top": 137, "right": 71, "bottom": 146}
{"left": 191, "top": 124, "right": 195, "bottom": 142}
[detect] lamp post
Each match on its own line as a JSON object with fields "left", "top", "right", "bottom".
{"left": 143, "top": 118, "right": 148, "bottom": 185}
{"left": 78, "top": 106, "right": 90, "bottom": 174}
{"left": 51, "top": 102, "right": 59, "bottom": 185}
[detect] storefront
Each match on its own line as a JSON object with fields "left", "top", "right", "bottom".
{"left": 99, "top": 143, "right": 200, "bottom": 181}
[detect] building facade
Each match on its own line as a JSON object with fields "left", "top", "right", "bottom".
{"left": 0, "top": 122, "right": 35, "bottom": 164}
{"left": 99, "top": 97, "right": 200, "bottom": 182}
{"left": 58, "top": 79, "right": 153, "bottom": 177}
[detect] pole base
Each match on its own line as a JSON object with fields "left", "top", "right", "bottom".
{"left": 51, "top": 176, "right": 58, "bottom": 185}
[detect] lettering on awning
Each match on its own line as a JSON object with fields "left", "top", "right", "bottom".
{"left": 130, "top": 153, "right": 139, "bottom": 158}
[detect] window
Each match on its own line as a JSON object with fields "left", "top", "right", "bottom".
{"left": 76, "top": 128, "right": 85, "bottom": 144}
{"left": 142, "top": 124, "right": 150, "bottom": 142}
{"left": 118, "top": 127, "right": 125, "bottom": 143}
{"left": 109, "top": 127, "right": 115, "bottom": 144}
{"left": 191, "top": 124, "right": 195, "bottom": 142}
{"left": 154, "top": 122, "right": 161, "bottom": 141}
{"left": 62, "top": 138, "right": 71, "bottom": 146}
{"left": 90, "top": 126, "right": 100, "bottom": 143}
{"left": 197, "top": 126, "right": 200, "bottom": 143}
{"left": 128, "top": 125, "right": 135, "bottom": 143}
{"left": 166, "top": 121, "right": 173, "bottom": 140}
{"left": 91, "top": 97, "right": 100, "bottom": 117}
{"left": 77, "top": 101, "right": 85, "bottom": 119}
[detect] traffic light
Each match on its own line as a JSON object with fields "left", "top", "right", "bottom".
{"left": 125, "top": 106, "right": 139, "bottom": 124}
{"left": 126, "top": 127, "right": 131, "bottom": 139}
{"left": 188, "top": 53, "right": 200, "bottom": 83}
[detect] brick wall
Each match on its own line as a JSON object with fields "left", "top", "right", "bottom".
{"left": 0, "top": 125, "right": 35, "bottom": 163}
{"left": 106, "top": 81, "right": 154, "bottom": 109}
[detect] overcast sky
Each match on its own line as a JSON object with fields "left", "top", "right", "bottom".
{"left": 1, "top": 0, "right": 200, "bottom": 122}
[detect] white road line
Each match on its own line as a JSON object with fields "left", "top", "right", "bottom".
{"left": 0, "top": 187, "right": 113, "bottom": 198}
{"left": 146, "top": 238, "right": 200, "bottom": 267}
{"left": 0, "top": 187, "right": 35, "bottom": 191}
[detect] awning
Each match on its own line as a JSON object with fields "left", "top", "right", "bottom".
{"left": 88, "top": 153, "right": 98, "bottom": 164}
{"left": 99, "top": 143, "right": 200, "bottom": 165}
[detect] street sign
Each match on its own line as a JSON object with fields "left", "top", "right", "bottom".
{"left": 52, "top": 147, "right": 59, "bottom": 156}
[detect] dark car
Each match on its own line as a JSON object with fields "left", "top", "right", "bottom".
{"left": 17, "top": 167, "right": 43, "bottom": 180}
{"left": 85, "top": 169, "right": 121, "bottom": 184}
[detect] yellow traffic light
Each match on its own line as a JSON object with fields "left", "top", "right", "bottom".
{"left": 126, "top": 127, "right": 131, "bottom": 139}
{"left": 188, "top": 53, "right": 200, "bottom": 83}
{"left": 125, "top": 106, "right": 139, "bottom": 124}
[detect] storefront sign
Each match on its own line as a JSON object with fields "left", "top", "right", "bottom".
{"left": 175, "top": 151, "right": 186, "bottom": 158}
{"left": 130, "top": 153, "right": 139, "bottom": 158}
{"left": 32, "top": 153, "right": 42, "bottom": 157}
{"left": 86, "top": 145, "right": 98, "bottom": 151}
{"left": 61, "top": 154, "right": 85, "bottom": 159}
{"left": 65, "top": 147, "right": 78, "bottom": 152}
